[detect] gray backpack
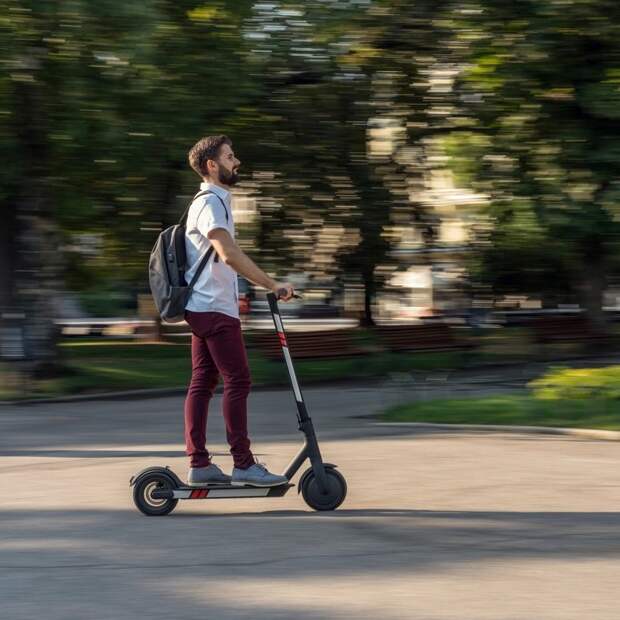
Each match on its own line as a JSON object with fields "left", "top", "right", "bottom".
{"left": 148, "top": 190, "right": 229, "bottom": 323}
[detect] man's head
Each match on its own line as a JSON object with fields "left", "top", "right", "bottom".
{"left": 188, "top": 135, "right": 241, "bottom": 187}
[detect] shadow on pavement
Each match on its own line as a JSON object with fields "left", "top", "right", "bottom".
{"left": 3, "top": 507, "right": 619, "bottom": 619}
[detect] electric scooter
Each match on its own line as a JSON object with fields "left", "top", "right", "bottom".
{"left": 130, "top": 290, "right": 347, "bottom": 516}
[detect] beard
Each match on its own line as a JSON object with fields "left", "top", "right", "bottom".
{"left": 218, "top": 166, "right": 239, "bottom": 186}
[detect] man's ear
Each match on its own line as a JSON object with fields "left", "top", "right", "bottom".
{"left": 206, "top": 159, "right": 218, "bottom": 175}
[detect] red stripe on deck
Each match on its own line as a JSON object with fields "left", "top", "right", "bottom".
{"left": 278, "top": 332, "right": 287, "bottom": 347}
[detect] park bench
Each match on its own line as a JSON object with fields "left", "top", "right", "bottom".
{"left": 529, "top": 314, "right": 610, "bottom": 345}
{"left": 373, "top": 322, "right": 473, "bottom": 353}
{"left": 246, "top": 328, "right": 364, "bottom": 360}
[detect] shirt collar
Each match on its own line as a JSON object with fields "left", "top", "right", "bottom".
{"left": 200, "top": 181, "right": 230, "bottom": 203}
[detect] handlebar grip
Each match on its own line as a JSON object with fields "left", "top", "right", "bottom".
{"left": 276, "top": 289, "right": 301, "bottom": 300}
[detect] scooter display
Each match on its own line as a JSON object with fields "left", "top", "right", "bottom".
{"left": 130, "top": 290, "right": 347, "bottom": 516}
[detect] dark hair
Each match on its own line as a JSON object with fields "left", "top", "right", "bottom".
{"left": 188, "top": 135, "right": 232, "bottom": 178}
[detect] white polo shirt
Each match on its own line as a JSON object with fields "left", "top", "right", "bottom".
{"left": 184, "top": 182, "right": 239, "bottom": 319}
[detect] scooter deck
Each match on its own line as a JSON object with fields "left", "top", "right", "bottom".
{"left": 154, "top": 483, "right": 294, "bottom": 501}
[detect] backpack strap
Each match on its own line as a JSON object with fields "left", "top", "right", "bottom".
{"left": 178, "top": 189, "right": 230, "bottom": 225}
{"left": 178, "top": 190, "right": 210, "bottom": 226}
{"left": 187, "top": 245, "right": 215, "bottom": 290}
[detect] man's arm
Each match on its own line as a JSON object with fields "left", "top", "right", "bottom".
{"left": 207, "top": 228, "right": 293, "bottom": 298}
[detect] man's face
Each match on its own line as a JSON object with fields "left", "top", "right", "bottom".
{"left": 213, "top": 143, "right": 241, "bottom": 187}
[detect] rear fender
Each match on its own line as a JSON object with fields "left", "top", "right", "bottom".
{"left": 129, "top": 466, "right": 182, "bottom": 489}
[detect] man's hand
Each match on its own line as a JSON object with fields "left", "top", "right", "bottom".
{"left": 272, "top": 282, "right": 295, "bottom": 301}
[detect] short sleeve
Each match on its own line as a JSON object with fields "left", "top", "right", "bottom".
{"left": 195, "top": 195, "right": 229, "bottom": 236}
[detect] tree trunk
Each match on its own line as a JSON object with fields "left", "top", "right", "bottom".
{"left": 360, "top": 266, "right": 376, "bottom": 327}
{"left": 9, "top": 75, "right": 62, "bottom": 378}
{"left": 0, "top": 199, "right": 17, "bottom": 310}
{"left": 579, "top": 261, "right": 608, "bottom": 334}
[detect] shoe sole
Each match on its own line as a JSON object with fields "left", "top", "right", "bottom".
{"left": 230, "top": 480, "right": 288, "bottom": 488}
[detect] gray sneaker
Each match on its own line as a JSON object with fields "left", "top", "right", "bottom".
{"left": 231, "top": 463, "right": 288, "bottom": 487}
{"left": 187, "top": 464, "right": 231, "bottom": 487}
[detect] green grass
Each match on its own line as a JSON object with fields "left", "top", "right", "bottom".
{"left": 3, "top": 325, "right": 619, "bottom": 401}
{"left": 382, "top": 394, "right": 620, "bottom": 430}
{"left": 60, "top": 341, "right": 480, "bottom": 389}
{"left": 0, "top": 340, "right": 477, "bottom": 400}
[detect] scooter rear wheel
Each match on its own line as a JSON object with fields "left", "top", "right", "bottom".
{"left": 133, "top": 473, "right": 178, "bottom": 516}
{"left": 300, "top": 467, "right": 347, "bottom": 511}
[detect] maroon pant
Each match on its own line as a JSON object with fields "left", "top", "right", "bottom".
{"left": 184, "top": 311, "right": 254, "bottom": 469}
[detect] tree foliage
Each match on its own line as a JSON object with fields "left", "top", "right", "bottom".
{"left": 450, "top": 0, "right": 620, "bottom": 322}
{"left": 3, "top": 0, "right": 620, "bottom": 374}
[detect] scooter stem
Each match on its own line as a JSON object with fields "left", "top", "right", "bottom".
{"left": 266, "top": 292, "right": 329, "bottom": 494}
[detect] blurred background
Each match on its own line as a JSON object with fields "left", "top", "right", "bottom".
{"left": 3, "top": 0, "right": 620, "bottom": 410}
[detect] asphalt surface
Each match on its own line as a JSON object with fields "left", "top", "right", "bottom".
{"left": 1, "top": 380, "right": 619, "bottom": 619}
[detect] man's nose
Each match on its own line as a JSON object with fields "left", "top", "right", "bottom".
{"left": 235, "top": 159, "right": 241, "bottom": 168}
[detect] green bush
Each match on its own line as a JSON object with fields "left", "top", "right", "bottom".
{"left": 528, "top": 365, "right": 620, "bottom": 400}
{"left": 77, "top": 288, "right": 136, "bottom": 317}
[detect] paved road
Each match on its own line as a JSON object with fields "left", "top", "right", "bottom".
{"left": 1, "top": 382, "right": 619, "bottom": 619}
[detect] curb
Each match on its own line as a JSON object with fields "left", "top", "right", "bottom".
{"left": 371, "top": 421, "right": 620, "bottom": 441}
{"left": 0, "top": 387, "right": 189, "bottom": 406}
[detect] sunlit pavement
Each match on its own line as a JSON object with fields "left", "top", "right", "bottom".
{"left": 1, "top": 385, "right": 620, "bottom": 620}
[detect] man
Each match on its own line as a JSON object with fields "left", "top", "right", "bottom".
{"left": 184, "top": 135, "right": 294, "bottom": 488}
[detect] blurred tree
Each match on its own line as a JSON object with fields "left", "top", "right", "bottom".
{"left": 450, "top": 0, "right": 620, "bottom": 327}
{"left": 340, "top": 0, "right": 456, "bottom": 323}
{"left": 239, "top": 0, "right": 453, "bottom": 324}
{"left": 1, "top": 1, "right": 81, "bottom": 374}
{"left": 4, "top": 0, "right": 567, "bottom": 375}
{"left": 0, "top": 0, "right": 257, "bottom": 375}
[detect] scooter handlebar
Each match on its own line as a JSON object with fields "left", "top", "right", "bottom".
{"left": 266, "top": 291, "right": 301, "bottom": 313}
{"left": 275, "top": 288, "right": 301, "bottom": 300}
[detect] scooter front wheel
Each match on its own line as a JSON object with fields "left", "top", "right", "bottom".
{"left": 133, "top": 473, "right": 178, "bottom": 516}
{"left": 300, "top": 467, "right": 347, "bottom": 511}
